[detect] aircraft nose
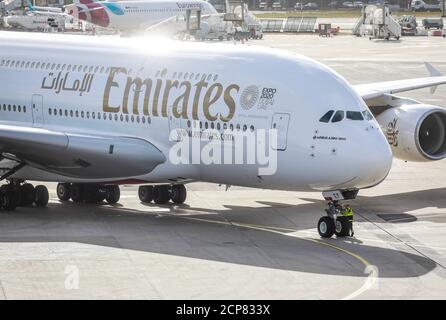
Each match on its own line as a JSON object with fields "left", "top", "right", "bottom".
{"left": 355, "top": 127, "right": 393, "bottom": 188}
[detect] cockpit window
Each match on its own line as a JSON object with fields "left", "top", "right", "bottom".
{"left": 319, "top": 110, "right": 334, "bottom": 123}
{"left": 346, "top": 111, "right": 364, "bottom": 120}
{"left": 362, "top": 110, "right": 374, "bottom": 121}
{"left": 331, "top": 111, "right": 344, "bottom": 123}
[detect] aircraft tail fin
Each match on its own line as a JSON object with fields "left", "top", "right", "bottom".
{"left": 24, "top": 0, "right": 34, "bottom": 11}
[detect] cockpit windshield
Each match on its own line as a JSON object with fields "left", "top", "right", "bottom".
{"left": 331, "top": 111, "right": 344, "bottom": 123}
{"left": 346, "top": 111, "right": 364, "bottom": 120}
{"left": 319, "top": 109, "right": 375, "bottom": 123}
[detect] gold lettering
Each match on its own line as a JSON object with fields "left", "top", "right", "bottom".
{"left": 161, "top": 80, "right": 179, "bottom": 117}
{"left": 220, "top": 84, "right": 239, "bottom": 122}
{"left": 103, "top": 67, "right": 127, "bottom": 113}
{"left": 173, "top": 81, "right": 191, "bottom": 119}
{"left": 192, "top": 79, "right": 208, "bottom": 120}
{"left": 203, "top": 83, "right": 222, "bottom": 121}
{"left": 152, "top": 79, "right": 163, "bottom": 117}
{"left": 123, "top": 77, "right": 153, "bottom": 115}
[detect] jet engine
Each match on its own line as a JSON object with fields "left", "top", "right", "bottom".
{"left": 375, "top": 104, "right": 446, "bottom": 161}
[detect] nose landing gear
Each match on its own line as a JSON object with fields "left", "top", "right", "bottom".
{"left": 318, "top": 190, "right": 357, "bottom": 238}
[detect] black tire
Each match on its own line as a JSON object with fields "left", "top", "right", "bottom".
{"left": 70, "top": 183, "right": 84, "bottom": 203}
{"left": 318, "top": 216, "right": 335, "bottom": 238}
{"left": 34, "top": 185, "right": 49, "bottom": 207}
{"left": 334, "top": 216, "right": 350, "bottom": 237}
{"left": 20, "top": 183, "right": 35, "bottom": 206}
{"left": 105, "top": 185, "right": 120, "bottom": 204}
{"left": 153, "top": 185, "right": 170, "bottom": 204}
{"left": 56, "top": 183, "right": 71, "bottom": 201}
{"left": 138, "top": 186, "right": 153, "bottom": 203}
{"left": 2, "top": 190, "right": 17, "bottom": 211}
{"left": 171, "top": 184, "right": 187, "bottom": 204}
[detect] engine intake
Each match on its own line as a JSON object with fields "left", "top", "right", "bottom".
{"left": 376, "top": 104, "right": 446, "bottom": 161}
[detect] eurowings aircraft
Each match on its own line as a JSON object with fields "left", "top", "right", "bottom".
{"left": 1, "top": 32, "right": 446, "bottom": 238}
{"left": 64, "top": 0, "right": 218, "bottom": 33}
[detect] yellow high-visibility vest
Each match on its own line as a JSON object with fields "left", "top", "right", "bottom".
{"left": 342, "top": 208, "right": 353, "bottom": 217}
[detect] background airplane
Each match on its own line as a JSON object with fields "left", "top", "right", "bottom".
{"left": 64, "top": 0, "right": 218, "bottom": 34}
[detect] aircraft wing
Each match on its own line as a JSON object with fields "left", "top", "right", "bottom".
{"left": 0, "top": 124, "right": 165, "bottom": 179}
{"left": 354, "top": 63, "right": 446, "bottom": 101}
{"left": 354, "top": 76, "right": 446, "bottom": 100}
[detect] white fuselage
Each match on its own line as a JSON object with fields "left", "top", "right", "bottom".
{"left": 0, "top": 32, "right": 392, "bottom": 192}
{"left": 65, "top": 0, "right": 218, "bottom": 31}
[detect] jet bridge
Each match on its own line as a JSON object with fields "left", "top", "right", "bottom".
{"left": 353, "top": 4, "right": 401, "bottom": 40}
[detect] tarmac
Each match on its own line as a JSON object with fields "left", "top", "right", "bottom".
{"left": 1, "top": 33, "right": 446, "bottom": 299}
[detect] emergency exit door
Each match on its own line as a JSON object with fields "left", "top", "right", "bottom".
{"left": 271, "top": 113, "right": 290, "bottom": 151}
{"left": 31, "top": 94, "right": 44, "bottom": 127}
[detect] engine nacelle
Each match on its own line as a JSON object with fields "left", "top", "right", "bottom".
{"left": 376, "top": 104, "right": 446, "bottom": 162}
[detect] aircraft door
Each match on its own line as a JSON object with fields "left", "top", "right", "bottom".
{"left": 31, "top": 94, "right": 44, "bottom": 127}
{"left": 271, "top": 113, "right": 290, "bottom": 151}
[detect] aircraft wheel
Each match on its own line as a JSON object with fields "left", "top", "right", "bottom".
{"left": 70, "top": 183, "right": 84, "bottom": 203}
{"left": 138, "top": 186, "right": 153, "bottom": 203}
{"left": 105, "top": 185, "right": 120, "bottom": 204}
{"left": 1, "top": 190, "right": 17, "bottom": 211}
{"left": 57, "top": 183, "right": 71, "bottom": 201}
{"left": 34, "top": 185, "right": 49, "bottom": 207}
{"left": 20, "top": 183, "right": 35, "bottom": 206}
{"left": 318, "top": 216, "right": 335, "bottom": 238}
{"left": 153, "top": 185, "right": 170, "bottom": 204}
{"left": 334, "top": 216, "right": 350, "bottom": 237}
{"left": 171, "top": 184, "right": 186, "bottom": 204}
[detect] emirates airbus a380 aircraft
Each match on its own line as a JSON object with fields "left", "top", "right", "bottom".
{"left": 1, "top": 31, "right": 446, "bottom": 238}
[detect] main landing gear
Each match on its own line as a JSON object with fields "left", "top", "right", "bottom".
{"left": 138, "top": 184, "right": 187, "bottom": 205}
{"left": 317, "top": 190, "right": 357, "bottom": 239}
{"left": 56, "top": 183, "right": 120, "bottom": 205}
{"left": 0, "top": 181, "right": 49, "bottom": 211}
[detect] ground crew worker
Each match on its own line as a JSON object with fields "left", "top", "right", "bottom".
{"left": 341, "top": 204, "right": 354, "bottom": 237}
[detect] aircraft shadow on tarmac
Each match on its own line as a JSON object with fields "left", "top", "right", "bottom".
{"left": 1, "top": 188, "right": 445, "bottom": 279}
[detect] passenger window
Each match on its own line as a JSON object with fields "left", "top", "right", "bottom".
{"left": 331, "top": 111, "right": 344, "bottom": 123}
{"left": 319, "top": 110, "right": 334, "bottom": 123}
{"left": 346, "top": 111, "right": 364, "bottom": 120}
